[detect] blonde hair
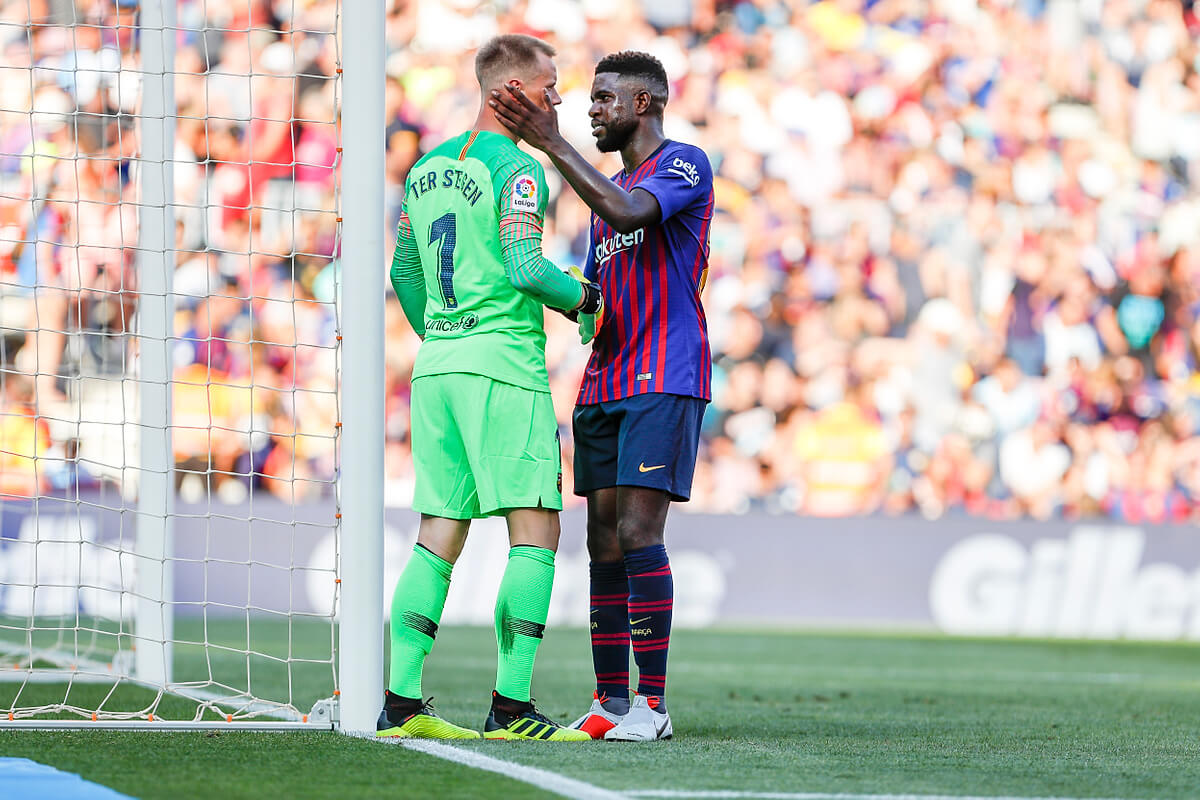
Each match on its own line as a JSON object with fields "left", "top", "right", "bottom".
{"left": 474, "top": 34, "right": 556, "bottom": 89}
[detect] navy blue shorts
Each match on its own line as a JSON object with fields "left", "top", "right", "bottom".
{"left": 572, "top": 393, "right": 707, "bottom": 502}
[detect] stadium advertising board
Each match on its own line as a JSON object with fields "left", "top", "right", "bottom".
{"left": 2, "top": 498, "right": 1199, "bottom": 641}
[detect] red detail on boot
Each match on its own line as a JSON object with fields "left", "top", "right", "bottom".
{"left": 579, "top": 714, "right": 617, "bottom": 739}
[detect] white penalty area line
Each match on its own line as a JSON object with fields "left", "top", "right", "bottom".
{"left": 626, "top": 793, "right": 1146, "bottom": 800}
{"left": 396, "top": 738, "right": 631, "bottom": 800}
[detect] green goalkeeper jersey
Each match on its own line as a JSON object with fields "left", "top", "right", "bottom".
{"left": 391, "top": 130, "right": 584, "bottom": 393}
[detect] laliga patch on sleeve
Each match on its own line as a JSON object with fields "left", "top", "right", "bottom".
{"left": 510, "top": 174, "right": 539, "bottom": 212}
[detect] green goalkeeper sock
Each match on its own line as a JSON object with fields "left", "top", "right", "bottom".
{"left": 493, "top": 545, "right": 556, "bottom": 703}
{"left": 387, "top": 544, "right": 453, "bottom": 699}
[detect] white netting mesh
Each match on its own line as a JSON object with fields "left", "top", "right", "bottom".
{"left": 0, "top": 0, "right": 343, "bottom": 724}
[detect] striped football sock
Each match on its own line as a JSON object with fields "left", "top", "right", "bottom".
{"left": 589, "top": 559, "right": 631, "bottom": 704}
{"left": 625, "top": 544, "right": 673, "bottom": 702}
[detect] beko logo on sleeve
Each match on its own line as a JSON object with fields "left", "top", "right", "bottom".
{"left": 667, "top": 157, "right": 700, "bottom": 187}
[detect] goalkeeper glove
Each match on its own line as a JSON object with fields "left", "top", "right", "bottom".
{"left": 566, "top": 266, "right": 603, "bottom": 345}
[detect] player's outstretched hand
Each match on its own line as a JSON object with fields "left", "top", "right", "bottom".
{"left": 490, "top": 85, "right": 561, "bottom": 152}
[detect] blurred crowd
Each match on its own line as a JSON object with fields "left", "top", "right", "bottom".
{"left": 384, "top": 0, "right": 1200, "bottom": 523}
{"left": 1, "top": 0, "right": 339, "bottom": 502}
{"left": 3, "top": 0, "right": 1200, "bottom": 523}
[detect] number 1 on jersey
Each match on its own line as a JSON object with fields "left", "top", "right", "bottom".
{"left": 430, "top": 212, "right": 457, "bottom": 309}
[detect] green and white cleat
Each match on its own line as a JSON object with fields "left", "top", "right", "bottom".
{"left": 376, "top": 692, "right": 480, "bottom": 739}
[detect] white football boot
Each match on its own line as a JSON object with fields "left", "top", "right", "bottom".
{"left": 569, "top": 691, "right": 626, "bottom": 739}
{"left": 603, "top": 693, "right": 672, "bottom": 741}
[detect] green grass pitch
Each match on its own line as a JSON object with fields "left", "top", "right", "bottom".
{"left": 3, "top": 625, "right": 1200, "bottom": 799}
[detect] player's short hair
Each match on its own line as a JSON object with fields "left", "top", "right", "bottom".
{"left": 595, "top": 51, "right": 669, "bottom": 104}
{"left": 475, "top": 34, "right": 556, "bottom": 88}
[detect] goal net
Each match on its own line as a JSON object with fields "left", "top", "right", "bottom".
{"left": 0, "top": 0, "right": 381, "bottom": 729}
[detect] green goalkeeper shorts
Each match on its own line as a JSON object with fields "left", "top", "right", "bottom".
{"left": 410, "top": 373, "right": 562, "bottom": 519}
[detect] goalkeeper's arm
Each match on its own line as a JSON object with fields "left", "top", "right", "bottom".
{"left": 390, "top": 210, "right": 426, "bottom": 339}
{"left": 499, "top": 209, "right": 601, "bottom": 315}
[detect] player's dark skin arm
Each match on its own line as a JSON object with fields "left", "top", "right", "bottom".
{"left": 490, "top": 84, "right": 661, "bottom": 234}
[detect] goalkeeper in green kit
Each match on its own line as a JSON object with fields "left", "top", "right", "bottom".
{"left": 377, "top": 34, "right": 599, "bottom": 741}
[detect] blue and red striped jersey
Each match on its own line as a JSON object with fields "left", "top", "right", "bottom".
{"left": 577, "top": 140, "right": 714, "bottom": 405}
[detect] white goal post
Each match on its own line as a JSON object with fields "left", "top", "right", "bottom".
{"left": 337, "top": 0, "right": 386, "bottom": 736}
{"left": 0, "top": 0, "right": 384, "bottom": 734}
